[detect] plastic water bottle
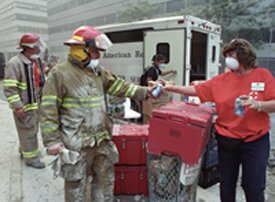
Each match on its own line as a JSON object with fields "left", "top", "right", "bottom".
{"left": 151, "top": 84, "right": 163, "bottom": 98}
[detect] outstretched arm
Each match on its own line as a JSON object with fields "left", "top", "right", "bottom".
{"left": 163, "top": 81, "right": 198, "bottom": 96}
{"left": 161, "top": 69, "right": 177, "bottom": 76}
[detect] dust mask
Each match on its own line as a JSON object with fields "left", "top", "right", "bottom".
{"left": 225, "top": 57, "right": 239, "bottom": 70}
{"left": 86, "top": 59, "right": 99, "bottom": 69}
{"left": 30, "top": 54, "right": 40, "bottom": 59}
{"left": 158, "top": 64, "right": 165, "bottom": 69}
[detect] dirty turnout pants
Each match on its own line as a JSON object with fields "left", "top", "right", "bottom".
{"left": 64, "top": 140, "right": 117, "bottom": 202}
{"left": 13, "top": 110, "right": 40, "bottom": 162}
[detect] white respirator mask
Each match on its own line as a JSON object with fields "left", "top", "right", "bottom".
{"left": 225, "top": 57, "right": 239, "bottom": 70}
{"left": 30, "top": 54, "right": 40, "bottom": 60}
{"left": 158, "top": 64, "right": 165, "bottom": 70}
{"left": 86, "top": 59, "right": 99, "bottom": 69}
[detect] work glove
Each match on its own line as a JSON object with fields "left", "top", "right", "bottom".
{"left": 47, "top": 143, "right": 64, "bottom": 155}
{"left": 15, "top": 107, "right": 26, "bottom": 119}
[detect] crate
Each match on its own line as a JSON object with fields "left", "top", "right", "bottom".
{"left": 112, "top": 124, "right": 149, "bottom": 165}
{"left": 147, "top": 153, "right": 200, "bottom": 202}
{"left": 198, "top": 165, "right": 220, "bottom": 188}
{"left": 114, "top": 165, "right": 148, "bottom": 196}
{"left": 148, "top": 101, "right": 214, "bottom": 165}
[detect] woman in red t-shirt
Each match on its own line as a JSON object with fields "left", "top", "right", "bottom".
{"left": 163, "top": 38, "right": 275, "bottom": 202}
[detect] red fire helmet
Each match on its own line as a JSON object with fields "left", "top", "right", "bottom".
{"left": 18, "top": 33, "right": 41, "bottom": 49}
{"left": 64, "top": 26, "right": 112, "bottom": 51}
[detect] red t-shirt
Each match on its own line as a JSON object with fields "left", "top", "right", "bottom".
{"left": 195, "top": 68, "right": 275, "bottom": 141}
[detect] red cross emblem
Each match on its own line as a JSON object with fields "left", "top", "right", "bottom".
{"left": 249, "top": 91, "right": 258, "bottom": 100}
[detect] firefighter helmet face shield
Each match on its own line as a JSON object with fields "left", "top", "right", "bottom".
{"left": 28, "top": 39, "right": 47, "bottom": 51}
{"left": 90, "top": 34, "right": 112, "bottom": 51}
{"left": 68, "top": 34, "right": 112, "bottom": 51}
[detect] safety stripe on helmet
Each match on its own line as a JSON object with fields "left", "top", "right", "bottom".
{"left": 72, "top": 35, "right": 83, "bottom": 42}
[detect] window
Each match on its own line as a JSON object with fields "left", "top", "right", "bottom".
{"left": 212, "top": 46, "right": 216, "bottom": 63}
{"left": 15, "top": 14, "right": 47, "bottom": 23}
{"left": 106, "top": 28, "right": 153, "bottom": 43}
{"left": 156, "top": 43, "right": 170, "bottom": 63}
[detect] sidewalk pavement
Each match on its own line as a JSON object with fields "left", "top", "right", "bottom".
{"left": 0, "top": 100, "right": 64, "bottom": 202}
{"left": 0, "top": 99, "right": 223, "bottom": 202}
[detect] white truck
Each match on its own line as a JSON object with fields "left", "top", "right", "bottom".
{"left": 98, "top": 15, "right": 222, "bottom": 114}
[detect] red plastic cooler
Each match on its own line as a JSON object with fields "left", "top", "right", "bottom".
{"left": 148, "top": 101, "right": 214, "bottom": 165}
{"left": 112, "top": 124, "right": 149, "bottom": 165}
{"left": 114, "top": 166, "right": 148, "bottom": 195}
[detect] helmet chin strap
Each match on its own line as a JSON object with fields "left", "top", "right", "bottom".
{"left": 83, "top": 47, "right": 91, "bottom": 57}
{"left": 82, "top": 58, "right": 90, "bottom": 67}
{"left": 82, "top": 47, "right": 92, "bottom": 67}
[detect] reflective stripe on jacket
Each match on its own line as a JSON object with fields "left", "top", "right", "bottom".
{"left": 3, "top": 53, "right": 45, "bottom": 111}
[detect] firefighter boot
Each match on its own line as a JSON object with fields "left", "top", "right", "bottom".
{"left": 25, "top": 158, "right": 46, "bottom": 169}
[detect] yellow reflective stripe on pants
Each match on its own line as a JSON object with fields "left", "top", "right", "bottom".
{"left": 22, "top": 149, "right": 40, "bottom": 159}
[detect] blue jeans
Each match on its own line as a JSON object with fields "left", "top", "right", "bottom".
{"left": 218, "top": 132, "right": 270, "bottom": 202}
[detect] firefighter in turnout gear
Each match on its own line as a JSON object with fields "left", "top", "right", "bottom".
{"left": 3, "top": 33, "right": 46, "bottom": 169}
{"left": 40, "top": 26, "right": 153, "bottom": 202}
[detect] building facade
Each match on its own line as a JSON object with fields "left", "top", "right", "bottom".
{"left": 0, "top": 0, "right": 48, "bottom": 61}
{"left": 0, "top": 0, "right": 273, "bottom": 73}
{"left": 47, "top": 0, "right": 187, "bottom": 59}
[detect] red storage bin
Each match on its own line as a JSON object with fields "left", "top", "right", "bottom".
{"left": 148, "top": 101, "right": 214, "bottom": 165}
{"left": 114, "top": 166, "right": 148, "bottom": 196}
{"left": 112, "top": 124, "right": 149, "bottom": 165}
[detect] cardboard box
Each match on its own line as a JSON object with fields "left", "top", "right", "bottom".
{"left": 142, "top": 92, "right": 173, "bottom": 124}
